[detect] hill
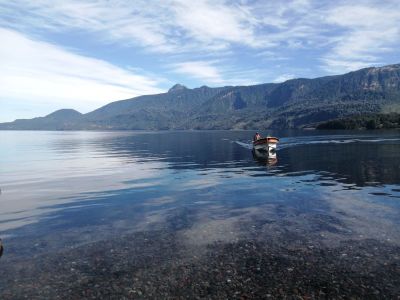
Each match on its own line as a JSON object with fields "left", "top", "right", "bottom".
{"left": 0, "top": 109, "right": 82, "bottom": 130}
{"left": 1, "top": 64, "right": 400, "bottom": 130}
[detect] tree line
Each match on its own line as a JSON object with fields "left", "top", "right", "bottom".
{"left": 316, "top": 113, "right": 400, "bottom": 130}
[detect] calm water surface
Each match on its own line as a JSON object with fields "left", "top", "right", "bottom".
{"left": 1, "top": 130, "right": 400, "bottom": 298}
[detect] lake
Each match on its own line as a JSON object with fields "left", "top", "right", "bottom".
{"left": 1, "top": 130, "right": 400, "bottom": 298}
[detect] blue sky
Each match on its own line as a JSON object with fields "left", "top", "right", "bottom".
{"left": 1, "top": 0, "right": 400, "bottom": 122}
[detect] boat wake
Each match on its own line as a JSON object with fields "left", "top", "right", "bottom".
{"left": 235, "top": 141, "right": 253, "bottom": 150}
{"left": 235, "top": 136, "right": 400, "bottom": 151}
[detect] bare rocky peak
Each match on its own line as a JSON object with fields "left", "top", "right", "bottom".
{"left": 168, "top": 84, "right": 188, "bottom": 93}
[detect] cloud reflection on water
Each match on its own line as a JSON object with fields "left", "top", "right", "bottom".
{"left": 0, "top": 130, "right": 399, "bottom": 246}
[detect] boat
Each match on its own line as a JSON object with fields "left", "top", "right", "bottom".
{"left": 252, "top": 136, "right": 279, "bottom": 155}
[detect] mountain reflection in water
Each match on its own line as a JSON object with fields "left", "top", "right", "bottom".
{"left": 0, "top": 130, "right": 400, "bottom": 298}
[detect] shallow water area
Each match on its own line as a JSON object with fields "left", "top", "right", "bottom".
{"left": 0, "top": 130, "right": 400, "bottom": 298}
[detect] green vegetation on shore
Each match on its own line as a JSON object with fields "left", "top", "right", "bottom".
{"left": 316, "top": 113, "right": 400, "bottom": 130}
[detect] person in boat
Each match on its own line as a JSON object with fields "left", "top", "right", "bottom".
{"left": 253, "top": 132, "right": 261, "bottom": 142}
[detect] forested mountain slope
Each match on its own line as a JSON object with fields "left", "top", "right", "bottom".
{"left": 1, "top": 64, "right": 400, "bottom": 130}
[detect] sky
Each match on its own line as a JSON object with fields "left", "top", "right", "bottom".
{"left": 0, "top": 0, "right": 400, "bottom": 122}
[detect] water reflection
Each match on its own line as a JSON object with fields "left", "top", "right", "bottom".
{"left": 252, "top": 149, "right": 278, "bottom": 166}
{"left": 0, "top": 239, "right": 3, "bottom": 258}
{"left": 1, "top": 130, "right": 400, "bottom": 233}
{"left": 1, "top": 130, "right": 400, "bottom": 298}
{"left": 282, "top": 142, "right": 400, "bottom": 186}
{"left": 87, "top": 131, "right": 400, "bottom": 187}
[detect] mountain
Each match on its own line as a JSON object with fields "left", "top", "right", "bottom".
{"left": 168, "top": 83, "right": 188, "bottom": 93}
{"left": 1, "top": 64, "right": 400, "bottom": 130}
{"left": 0, "top": 109, "right": 82, "bottom": 130}
{"left": 81, "top": 85, "right": 230, "bottom": 130}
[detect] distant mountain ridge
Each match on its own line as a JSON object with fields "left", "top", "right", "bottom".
{"left": 1, "top": 63, "right": 400, "bottom": 130}
{"left": 1, "top": 109, "right": 82, "bottom": 130}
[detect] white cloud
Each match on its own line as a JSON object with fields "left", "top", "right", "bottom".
{"left": 0, "top": 0, "right": 176, "bottom": 52}
{"left": 321, "top": 2, "right": 400, "bottom": 73}
{"left": 273, "top": 74, "right": 296, "bottom": 83}
{"left": 0, "top": 0, "right": 255, "bottom": 53}
{"left": 0, "top": 28, "right": 164, "bottom": 122}
{"left": 0, "top": 0, "right": 399, "bottom": 105}
{"left": 171, "top": 0, "right": 264, "bottom": 49}
{"left": 255, "top": 50, "right": 289, "bottom": 61}
{"left": 0, "top": 0, "right": 315, "bottom": 53}
{"left": 169, "top": 60, "right": 265, "bottom": 86}
{"left": 169, "top": 61, "right": 224, "bottom": 84}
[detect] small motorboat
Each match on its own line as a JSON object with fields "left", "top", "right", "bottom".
{"left": 253, "top": 136, "right": 279, "bottom": 155}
